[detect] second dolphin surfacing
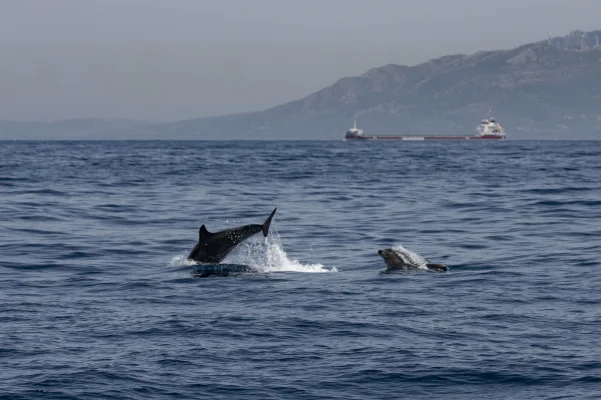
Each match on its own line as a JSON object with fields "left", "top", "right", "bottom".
{"left": 378, "top": 247, "right": 448, "bottom": 272}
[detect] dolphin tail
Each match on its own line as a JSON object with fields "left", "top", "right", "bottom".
{"left": 426, "top": 263, "right": 448, "bottom": 272}
{"left": 262, "top": 207, "right": 277, "bottom": 237}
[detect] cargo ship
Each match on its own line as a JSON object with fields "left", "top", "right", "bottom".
{"left": 344, "top": 118, "right": 506, "bottom": 140}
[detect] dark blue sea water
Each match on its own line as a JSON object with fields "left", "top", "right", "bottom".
{"left": 1, "top": 140, "right": 600, "bottom": 399}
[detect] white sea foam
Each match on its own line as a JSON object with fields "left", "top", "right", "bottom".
{"left": 169, "top": 226, "right": 336, "bottom": 273}
{"left": 168, "top": 254, "right": 197, "bottom": 268}
{"left": 223, "top": 229, "right": 334, "bottom": 273}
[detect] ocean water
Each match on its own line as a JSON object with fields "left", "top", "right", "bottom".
{"left": 1, "top": 140, "right": 600, "bottom": 399}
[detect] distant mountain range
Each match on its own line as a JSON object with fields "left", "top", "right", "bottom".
{"left": 3, "top": 29, "right": 601, "bottom": 140}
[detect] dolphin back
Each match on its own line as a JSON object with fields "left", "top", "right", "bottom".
{"left": 262, "top": 207, "right": 277, "bottom": 237}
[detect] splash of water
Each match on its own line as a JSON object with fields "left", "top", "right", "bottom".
{"left": 224, "top": 232, "right": 334, "bottom": 273}
{"left": 168, "top": 254, "right": 197, "bottom": 268}
{"left": 169, "top": 227, "right": 335, "bottom": 273}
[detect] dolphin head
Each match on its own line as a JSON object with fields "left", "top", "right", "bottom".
{"left": 378, "top": 248, "right": 397, "bottom": 260}
{"left": 378, "top": 248, "right": 390, "bottom": 258}
{"left": 378, "top": 248, "right": 407, "bottom": 268}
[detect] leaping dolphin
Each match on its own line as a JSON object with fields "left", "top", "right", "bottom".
{"left": 378, "top": 248, "right": 448, "bottom": 273}
{"left": 187, "top": 208, "right": 277, "bottom": 263}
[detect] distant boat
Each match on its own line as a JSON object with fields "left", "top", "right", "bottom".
{"left": 344, "top": 118, "right": 507, "bottom": 141}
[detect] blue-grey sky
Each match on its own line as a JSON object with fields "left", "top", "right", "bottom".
{"left": 1, "top": 0, "right": 600, "bottom": 122}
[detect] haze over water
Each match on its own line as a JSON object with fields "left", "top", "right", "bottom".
{"left": 1, "top": 140, "right": 600, "bottom": 399}
{"left": 3, "top": 0, "right": 601, "bottom": 123}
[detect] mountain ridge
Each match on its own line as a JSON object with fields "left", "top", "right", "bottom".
{"left": 3, "top": 30, "right": 601, "bottom": 140}
{"left": 125, "top": 29, "right": 601, "bottom": 140}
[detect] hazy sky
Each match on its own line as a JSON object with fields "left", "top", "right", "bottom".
{"left": 1, "top": 0, "right": 600, "bottom": 122}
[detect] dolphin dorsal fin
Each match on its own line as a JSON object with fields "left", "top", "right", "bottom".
{"left": 198, "top": 225, "right": 212, "bottom": 241}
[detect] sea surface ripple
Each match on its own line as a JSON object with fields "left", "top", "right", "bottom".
{"left": 1, "top": 140, "right": 600, "bottom": 399}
